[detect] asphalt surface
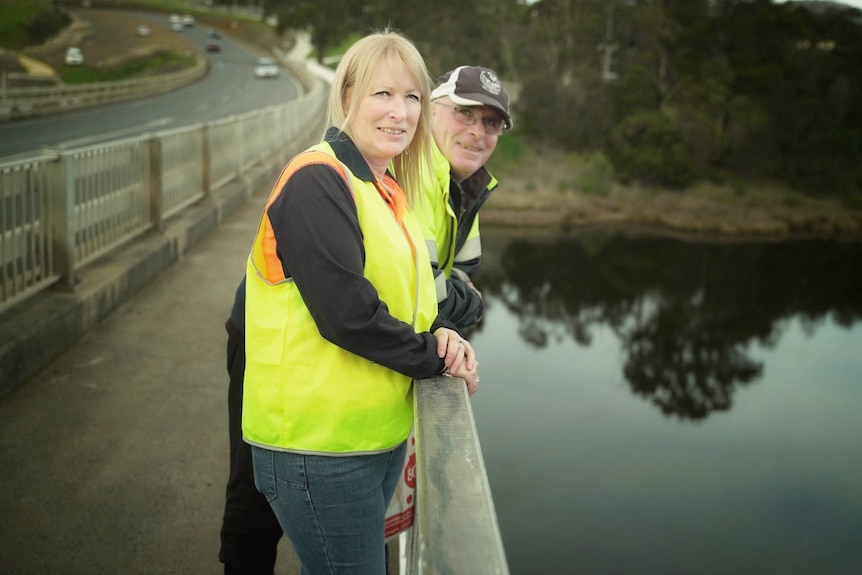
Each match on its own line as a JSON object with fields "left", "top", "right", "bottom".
{"left": 0, "top": 10, "right": 305, "bottom": 160}
{"left": 0, "top": 172, "right": 303, "bottom": 574}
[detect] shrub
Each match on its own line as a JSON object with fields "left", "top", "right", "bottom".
{"left": 574, "top": 152, "right": 614, "bottom": 197}
{"left": 607, "top": 111, "right": 696, "bottom": 189}
{"left": 486, "top": 131, "right": 528, "bottom": 176}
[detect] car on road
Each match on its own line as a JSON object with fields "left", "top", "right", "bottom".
{"left": 136, "top": 25, "right": 151, "bottom": 37}
{"left": 209, "top": 29, "right": 221, "bottom": 40}
{"left": 206, "top": 40, "right": 221, "bottom": 53}
{"left": 254, "top": 57, "right": 279, "bottom": 79}
{"left": 65, "top": 47, "right": 83, "bottom": 66}
{"left": 168, "top": 13, "right": 183, "bottom": 31}
{"left": 182, "top": 15, "right": 196, "bottom": 27}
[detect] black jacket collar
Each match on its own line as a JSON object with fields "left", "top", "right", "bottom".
{"left": 324, "top": 127, "right": 377, "bottom": 183}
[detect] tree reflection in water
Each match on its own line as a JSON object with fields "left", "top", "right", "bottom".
{"left": 476, "top": 230, "right": 862, "bottom": 420}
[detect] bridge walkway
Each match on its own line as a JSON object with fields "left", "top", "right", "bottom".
{"left": 0, "top": 176, "right": 310, "bottom": 573}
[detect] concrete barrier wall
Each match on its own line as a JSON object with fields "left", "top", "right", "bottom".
{"left": 0, "top": 59, "right": 209, "bottom": 122}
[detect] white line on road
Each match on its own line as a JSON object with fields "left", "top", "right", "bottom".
{"left": 53, "top": 117, "right": 175, "bottom": 148}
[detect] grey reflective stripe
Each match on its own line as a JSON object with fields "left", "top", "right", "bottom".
{"left": 434, "top": 269, "right": 448, "bottom": 302}
{"left": 454, "top": 236, "right": 481, "bottom": 263}
{"left": 451, "top": 267, "right": 471, "bottom": 283}
{"left": 425, "top": 239, "right": 440, "bottom": 265}
{"left": 243, "top": 436, "right": 393, "bottom": 456}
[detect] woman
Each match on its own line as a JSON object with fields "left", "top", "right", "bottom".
{"left": 242, "top": 30, "right": 478, "bottom": 574}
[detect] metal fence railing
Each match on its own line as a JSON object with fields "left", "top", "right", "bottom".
{"left": 0, "top": 154, "right": 60, "bottom": 308}
{"left": 0, "top": 78, "right": 326, "bottom": 315}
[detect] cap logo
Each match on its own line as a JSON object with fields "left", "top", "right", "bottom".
{"left": 479, "top": 70, "right": 501, "bottom": 96}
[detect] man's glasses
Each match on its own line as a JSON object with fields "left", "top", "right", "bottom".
{"left": 433, "top": 101, "right": 506, "bottom": 136}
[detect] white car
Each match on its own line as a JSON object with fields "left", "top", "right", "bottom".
{"left": 136, "top": 25, "right": 151, "bottom": 37}
{"left": 65, "top": 47, "right": 83, "bottom": 66}
{"left": 254, "top": 57, "right": 279, "bottom": 79}
{"left": 182, "top": 15, "right": 196, "bottom": 27}
{"left": 168, "top": 13, "right": 183, "bottom": 32}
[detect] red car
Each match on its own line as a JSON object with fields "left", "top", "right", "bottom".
{"left": 206, "top": 41, "right": 221, "bottom": 53}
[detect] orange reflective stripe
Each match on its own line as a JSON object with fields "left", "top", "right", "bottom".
{"left": 377, "top": 174, "right": 415, "bottom": 261}
{"left": 255, "top": 151, "right": 350, "bottom": 283}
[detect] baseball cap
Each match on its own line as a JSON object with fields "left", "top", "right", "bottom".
{"left": 431, "top": 65, "right": 512, "bottom": 130}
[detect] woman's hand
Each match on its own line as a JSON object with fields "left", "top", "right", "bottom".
{"left": 434, "top": 328, "right": 475, "bottom": 372}
{"left": 433, "top": 328, "right": 479, "bottom": 396}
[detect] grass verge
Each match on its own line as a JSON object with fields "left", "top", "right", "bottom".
{"left": 62, "top": 50, "right": 197, "bottom": 83}
{"left": 0, "top": 0, "right": 67, "bottom": 49}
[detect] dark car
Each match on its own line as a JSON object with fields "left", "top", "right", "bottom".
{"left": 206, "top": 40, "right": 221, "bottom": 52}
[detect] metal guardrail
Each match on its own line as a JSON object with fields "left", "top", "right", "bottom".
{"left": 0, "top": 59, "right": 209, "bottom": 122}
{"left": 0, "top": 77, "right": 325, "bottom": 314}
{"left": 406, "top": 376, "right": 510, "bottom": 575}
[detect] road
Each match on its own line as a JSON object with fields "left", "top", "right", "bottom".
{"left": 0, "top": 13, "right": 304, "bottom": 162}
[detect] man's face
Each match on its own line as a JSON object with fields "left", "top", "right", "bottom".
{"left": 431, "top": 97, "right": 504, "bottom": 182}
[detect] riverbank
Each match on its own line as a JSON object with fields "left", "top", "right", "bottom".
{"left": 483, "top": 149, "right": 862, "bottom": 241}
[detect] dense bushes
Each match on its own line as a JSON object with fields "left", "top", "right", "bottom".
{"left": 607, "top": 112, "right": 696, "bottom": 189}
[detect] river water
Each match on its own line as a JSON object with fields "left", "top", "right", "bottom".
{"left": 465, "top": 227, "right": 862, "bottom": 575}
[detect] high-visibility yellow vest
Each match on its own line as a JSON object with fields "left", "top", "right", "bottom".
{"left": 242, "top": 143, "right": 437, "bottom": 454}
{"left": 413, "top": 142, "right": 492, "bottom": 298}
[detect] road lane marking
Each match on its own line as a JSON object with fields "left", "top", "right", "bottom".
{"left": 53, "top": 117, "right": 175, "bottom": 148}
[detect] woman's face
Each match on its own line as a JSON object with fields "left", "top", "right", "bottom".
{"left": 347, "top": 63, "right": 422, "bottom": 179}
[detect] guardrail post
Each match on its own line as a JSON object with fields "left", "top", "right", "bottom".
{"left": 202, "top": 124, "right": 212, "bottom": 198}
{"left": 237, "top": 118, "right": 245, "bottom": 177}
{"left": 147, "top": 136, "right": 165, "bottom": 231}
{"left": 52, "top": 153, "right": 79, "bottom": 288}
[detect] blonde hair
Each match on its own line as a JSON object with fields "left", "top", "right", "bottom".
{"left": 325, "top": 29, "right": 433, "bottom": 206}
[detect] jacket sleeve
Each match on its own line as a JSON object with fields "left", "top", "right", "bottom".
{"left": 266, "top": 164, "right": 445, "bottom": 379}
{"left": 438, "top": 214, "right": 484, "bottom": 329}
{"left": 437, "top": 270, "right": 484, "bottom": 329}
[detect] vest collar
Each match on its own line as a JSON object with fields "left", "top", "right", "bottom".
{"left": 324, "top": 127, "right": 378, "bottom": 183}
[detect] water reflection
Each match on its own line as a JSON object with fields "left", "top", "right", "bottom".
{"left": 474, "top": 230, "right": 862, "bottom": 420}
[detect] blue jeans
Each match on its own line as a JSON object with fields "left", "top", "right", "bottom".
{"left": 251, "top": 441, "right": 407, "bottom": 575}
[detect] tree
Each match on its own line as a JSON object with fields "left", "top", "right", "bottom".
{"left": 366, "top": 0, "right": 508, "bottom": 76}
{"left": 263, "top": 0, "right": 366, "bottom": 63}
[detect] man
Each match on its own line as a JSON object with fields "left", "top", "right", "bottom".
{"left": 419, "top": 65, "right": 512, "bottom": 329}
{"left": 218, "top": 64, "right": 510, "bottom": 575}
{"left": 219, "top": 278, "right": 283, "bottom": 575}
